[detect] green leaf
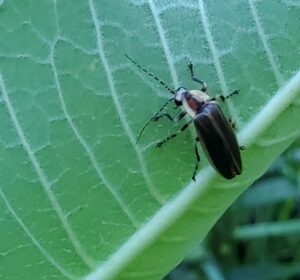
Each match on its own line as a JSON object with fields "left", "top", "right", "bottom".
{"left": 0, "top": 1, "right": 299, "bottom": 280}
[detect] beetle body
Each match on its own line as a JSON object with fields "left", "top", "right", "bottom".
{"left": 125, "top": 54, "right": 242, "bottom": 180}
{"left": 175, "top": 87, "right": 242, "bottom": 179}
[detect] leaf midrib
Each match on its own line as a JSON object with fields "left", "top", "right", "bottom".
{"left": 83, "top": 69, "right": 300, "bottom": 280}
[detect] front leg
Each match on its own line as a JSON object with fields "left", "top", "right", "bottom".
{"left": 153, "top": 111, "right": 187, "bottom": 122}
{"left": 156, "top": 119, "right": 193, "bottom": 148}
{"left": 136, "top": 98, "right": 175, "bottom": 143}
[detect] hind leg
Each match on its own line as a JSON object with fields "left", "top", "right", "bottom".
{"left": 192, "top": 137, "right": 201, "bottom": 181}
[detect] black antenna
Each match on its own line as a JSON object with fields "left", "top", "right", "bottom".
{"left": 125, "top": 54, "right": 176, "bottom": 95}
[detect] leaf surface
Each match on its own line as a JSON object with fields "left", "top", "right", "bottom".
{"left": 0, "top": 1, "right": 299, "bottom": 279}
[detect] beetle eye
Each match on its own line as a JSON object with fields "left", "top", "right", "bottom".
{"left": 175, "top": 99, "right": 182, "bottom": 106}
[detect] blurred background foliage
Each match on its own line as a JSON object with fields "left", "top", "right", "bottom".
{"left": 165, "top": 139, "right": 300, "bottom": 280}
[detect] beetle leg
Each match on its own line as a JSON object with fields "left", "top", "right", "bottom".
{"left": 174, "top": 111, "right": 187, "bottom": 121}
{"left": 230, "top": 89, "right": 240, "bottom": 97}
{"left": 136, "top": 98, "right": 175, "bottom": 143}
{"left": 227, "top": 119, "right": 245, "bottom": 151}
{"left": 228, "top": 118, "right": 236, "bottom": 129}
{"left": 152, "top": 112, "right": 174, "bottom": 122}
{"left": 209, "top": 89, "right": 240, "bottom": 102}
{"left": 192, "top": 137, "right": 201, "bottom": 181}
{"left": 155, "top": 119, "right": 193, "bottom": 148}
{"left": 153, "top": 111, "right": 187, "bottom": 122}
{"left": 188, "top": 62, "right": 207, "bottom": 92}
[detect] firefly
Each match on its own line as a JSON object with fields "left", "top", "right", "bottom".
{"left": 126, "top": 55, "right": 243, "bottom": 180}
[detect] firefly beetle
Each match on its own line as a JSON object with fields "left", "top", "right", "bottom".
{"left": 126, "top": 55, "right": 243, "bottom": 180}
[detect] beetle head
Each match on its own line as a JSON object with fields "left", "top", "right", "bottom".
{"left": 175, "top": 87, "right": 187, "bottom": 106}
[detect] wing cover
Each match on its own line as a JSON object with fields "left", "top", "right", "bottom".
{"left": 194, "top": 102, "right": 242, "bottom": 179}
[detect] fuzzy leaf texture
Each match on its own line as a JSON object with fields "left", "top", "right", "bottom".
{"left": 0, "top": 0, "right": 299, "bottom": 280}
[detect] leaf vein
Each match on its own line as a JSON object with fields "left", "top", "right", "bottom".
{"left": 0, "top": 72, "right": 94, "bottom": 269}
{"left": 147, "top": 0, "right": 179, "bottom": 88}
{"left": 197, "top": 0, "right": 241, "bottom": 127}
{"left": 86, "top": 0, "right": 165, "bottom": 204}
{"left": 0, "top": 188, "right": 77, "bottom": 280}
{"left": 50, "top": 54, "right": 140, "bottom": 228}
{"left": 51, "top": 0, "right": 143, "bottom": 227}
{"left": 83, "top": 70, "right": 300, "bottom": 280}
{"left": 248, "top": 0, "right": 284, "bottom": 86}
{"left": 146, "top": 0, "right": 196, "bottom": 155}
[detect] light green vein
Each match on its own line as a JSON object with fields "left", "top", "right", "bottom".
{"left": 0, "top": 187, "right": 77, "bottom": 280}
{"left": 50, "top": 50, "right": 140, "bottom": 228}
{"left": 147, "top": 0, "right": 179, "bottom": 88}
{"left": 86, "top": 0, "right": 165, "bottom": 204}
{"left": 83, "top": 69, "right": 300, "bottom": 280}
{"left": 52, "top": 0, "right": 140, "bottom": 228}
{"left": 0, "top": 72, "right": 94, "bottom": 269}
{"left": 197, "top": 0, "right": 241, "bottom": 127}
{"left": 248, "top": 0, "right": 284, "bottom": 86}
